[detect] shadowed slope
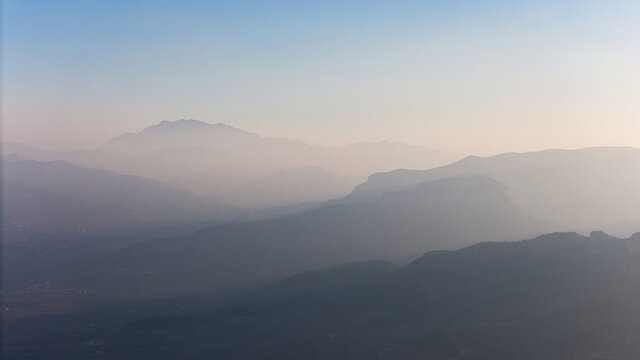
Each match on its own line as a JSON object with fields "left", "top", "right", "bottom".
{"left": 88, "top": 176, "right": 548, "bottom": 297}
{"left": 108, "top": 231, "right": 640, "bottom": 360}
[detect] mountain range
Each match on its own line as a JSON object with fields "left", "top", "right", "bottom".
{"left": 185, "top": 231, "right": 640, "bottom": 360}
{"left": 71, "top": 176, "right": 551, "bottom": 298}
{"left": 1, "top": 157, "right": 237, "bottom": 237}
{"left": 2, "top": 119, "right": 462, "bottom": 208}
{"left": 335, "top": 146, "right": 640, "bottom": 233}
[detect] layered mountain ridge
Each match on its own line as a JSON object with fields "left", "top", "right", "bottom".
{"left": 2, "top": 119, "right": 462, "bottom": 209}
{"left": 1, "top": 158, "right": 237, "bottom": 237}
{"left": 335, "top": 146, "right": 640, "bottom": 232}
{"left": 78, "top": 175, "right": 550, "bottom": 297}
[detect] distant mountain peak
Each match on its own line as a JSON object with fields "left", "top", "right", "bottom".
{"left": 158, "top": 119, "right": 209, "bottom": 127}
{"left": 112, "top": 119, "right": 251, "bottom": 139}
{"left": 150, "top": 119, "right": 241, "bottom": 131}
{"left": 102, "top": 119, "right": 258, "bottom": 152}
{"left": 589, "top": 230, "right": 617, "bottom": 242}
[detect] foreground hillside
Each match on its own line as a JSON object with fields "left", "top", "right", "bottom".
{"left": 190, "top": 231, "right": 640, "bottom": 360}
{"left": 5, "top": 231, "right": 640, "bottom": 359}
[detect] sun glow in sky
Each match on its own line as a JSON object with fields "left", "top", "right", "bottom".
{"left": 2, "top": 0, "right": 639, "bottom": 155}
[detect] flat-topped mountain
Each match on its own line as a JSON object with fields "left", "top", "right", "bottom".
{"left": 338, "top": 146, "right": 640, "bottom": 232}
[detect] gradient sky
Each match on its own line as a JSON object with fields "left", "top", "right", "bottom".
{"left": 2, "top": 0, "right": 639, "bottom": 155}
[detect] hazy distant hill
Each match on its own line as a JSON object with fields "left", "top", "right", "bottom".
{"left": 78, "top": 231, "right": 640, "bottom": 360}
{"left": 2, "top": 119, "right": 462, "bottom": 208}
{"left": 1, "top": 159, "right": 237, "bottom": 237}
{"left": 102, "top": 120, "right": 261, "bottom": 153}
{"left": 85, "top": 176, "right": 549, "bottom": 297}
{"left": 337, "top": 146, "right": 640, "bottom": 233}
{"left": 227, "top": 167, "right": 354, "bottom": 208}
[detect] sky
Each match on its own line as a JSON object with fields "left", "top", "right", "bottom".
{"left": 2, "top": 0, "right": 639, "bottom": 156}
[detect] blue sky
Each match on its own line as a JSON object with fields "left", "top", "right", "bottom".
{"left": 2, "top": 0, "right": 639, "bottom": 154}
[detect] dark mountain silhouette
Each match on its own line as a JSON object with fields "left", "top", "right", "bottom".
{"left": 258, "top": 259, "right": 400, "bottom": 300}
{"left": 337, "top": 146, "right": 640, "bottom": 232}
{"left": 8, "top": 231, "right": 640, "bottom": 359}
{"left": 44, "top": 231, "right": 636, "bottom": 360}
{"left": 2, "top": 119, "right": 462, "bottom": 208}
{"left": 1, "top": 158, "right": 238, "bottom": 237}
{"left": 83, "top": 176, "right": 550, "bottom": 297}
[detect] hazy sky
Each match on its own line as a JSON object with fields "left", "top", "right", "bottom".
{"left": 2, "top": 0, "right": 639, "bottom": 155}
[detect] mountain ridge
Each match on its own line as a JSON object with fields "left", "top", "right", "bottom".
{"left": 1, "top": 158, "right": 238, "bottom": 236}
{"left": 2, "top": 119, "right": 462, "bottom": 209}
{"left": 77, "top": 175, "right": 551, "bottom": 297}
{"left": 335, "top": 146, "right": 640, "bottom": 232}
{"left": 16, "top": 230, "right": 639, "bottom": 359}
